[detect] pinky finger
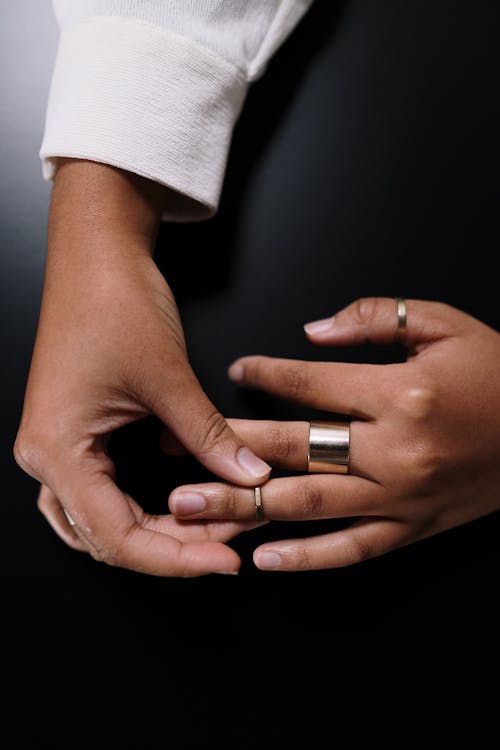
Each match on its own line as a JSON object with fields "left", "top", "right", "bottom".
{"left": 253, "top": 518, "right": 410, "bottom": 571}
{"left": 37, "top": 484, "right": 89, "bottom": 553}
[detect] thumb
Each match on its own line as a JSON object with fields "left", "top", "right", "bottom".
{"left": 303, "top": 297, "right": 456, "bottom": 351}
{"left": 149, "top": 361, "right": 271, "bottom": 486}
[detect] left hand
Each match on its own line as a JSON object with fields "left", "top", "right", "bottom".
{"left": 166, "top": 298, "right": 500, "bottom": 571}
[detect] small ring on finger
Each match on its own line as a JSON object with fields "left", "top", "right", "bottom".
{"left": 395, "top": 297, "right": 408, "bottom": 346}
{"left": 254, "top": 486, "right": 264, "bottom": 521}
{"left": 63, "top": 508, "right": 77, "bottom": 527}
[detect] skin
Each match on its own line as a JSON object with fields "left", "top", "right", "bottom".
{"left": 15, "top": 162, "right": 500, "bottom": 575}
{"left": 166, "top": 297, "right": 500, "bottom": 571}
{"left": 13, "top": 159, "right": 271, "bottom": 577}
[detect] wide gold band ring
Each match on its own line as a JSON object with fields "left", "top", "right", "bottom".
{"left": 308, "top": 421, "right": 350, "bottom": 474}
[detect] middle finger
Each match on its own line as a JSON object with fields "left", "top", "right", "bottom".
{"left": 229, "top": 357, "right": 387, "bottom": 418}
{"left": 208, "top": 418, "right": 375, "bottom": 481}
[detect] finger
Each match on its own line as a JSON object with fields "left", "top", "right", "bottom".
{"left": 169, "top": 474, "right": 384, "bottom": 522}
{"left": 161, "top": 419, "right": 310, "bottom": 470}
{"left": 303, "top": 297, "right": 456, "bottom": 351}
{"left": 162, "top": 418, "right": 374, "bottom": 483}
{"left": 149, "top": 363, "right": 271, "bottom": 486}
{"left": 223, "top": 419, "right": 310, "bottom": 470}
{"left": 40, "top": 475, "right": 261, "bottom": 548}
{"left": 37, "top": 484, "right": 88, "bottom": 552}
{"left": 228, "top": 356, "right": 385, "bottom": 417}
{"left": 58, "top": 459, "right": 243, "bottom": 576}
{"left": 127, "top": 503, "right": 267, "bottom": 543}
{"left": 253, "top": 517, "right": 409, "bottom": 571}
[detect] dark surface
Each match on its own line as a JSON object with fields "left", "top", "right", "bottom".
{"left": 2, "top": 1, "right": 499, "bottom": 747}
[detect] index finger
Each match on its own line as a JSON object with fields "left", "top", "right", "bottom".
{"left": 228, "top": 358, "right": 387, "bottom": 418}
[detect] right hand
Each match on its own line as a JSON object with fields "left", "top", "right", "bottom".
{"left": 14, "top": 159, "right": 270, "bottom": 576}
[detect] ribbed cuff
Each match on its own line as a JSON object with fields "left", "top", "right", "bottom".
{"left": 39, "top": 16, "right": 248, "bottom": 222}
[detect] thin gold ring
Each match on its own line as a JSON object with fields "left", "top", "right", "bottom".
{"left": 254, "top": 486, "right": 264, "bottom": 521}
{"left": 395, "top": 297, "right": 407, "bottom": 345}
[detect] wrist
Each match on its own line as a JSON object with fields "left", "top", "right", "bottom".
{"left": 48, "top": 158, "right": 167, "bottom": 259}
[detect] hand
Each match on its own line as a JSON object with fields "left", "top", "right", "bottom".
{"left": 14, "top": 159, "right": 270, "bottom": 576}
{"left": 167, "top": 297, "right": 500, "bottom": 571}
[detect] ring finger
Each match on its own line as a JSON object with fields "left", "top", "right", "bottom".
{"left": 169, "top": 472, "right": 386, "bottom": 522}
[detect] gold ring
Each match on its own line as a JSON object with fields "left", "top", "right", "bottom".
{"left": 254, "top": 486, "right": 264, "bottom": 521}
{"left": 395, "top": 297, "right": 407, "bottom": 346}
{"left": 308, "top": 421, "right": 350, "bottom": 474}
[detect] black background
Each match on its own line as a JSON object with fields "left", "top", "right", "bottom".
{"left": 2, "top": 2, "right": 499, "bottom": 747}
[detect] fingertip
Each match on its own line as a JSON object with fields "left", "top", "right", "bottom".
{"left": 303, "top": 317, "right": 335, "bottom": 337}
{"left": 169, "top": 490, "right": 206, "bottom": 516}
{"left": 228, "top": 355, "right": 263, "bottom": 382}
{"left": 200, "top": 543, "right": 241, "bottom": 575}
{"left": 236, "top": 447, "right": 272, "bottom": 483}
{"left": 253, "top": 547, "right": 284, "bottom": 571}
{"left": 198, "top": 447, "right": 270, "bottom": 489}
{"left": 228, "top": 361, "right": 244, "bottom": 382}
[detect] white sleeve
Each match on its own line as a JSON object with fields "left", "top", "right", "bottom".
{"left": 40, "top": 0, "right": 315, "bottom": 222}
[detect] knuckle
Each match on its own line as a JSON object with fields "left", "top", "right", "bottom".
{"left": 197, "top": 410, "right": 231, "bottom": 453}
{"left": 431, "top": 301, "right": 454, "bottom": 320}
{"left": 411, "top": 447, "right": 445, "bottom": 488}
{"left": 268, "top": 424, "right": 293, "bottom": 464}
{"left": 224, "top": 485, "right": 243, "bottom": 517}
{"left": 346, "top": 532, "right": 374, "bottom": 565}
{"left": 390, "top": 377, "right": 446, "bottom": 493}
{"left": 13, "top": 431, "right": 46, "bottom": 477}
{"left": 90, "top": 543, "right": 122, "bottom": 568}
{"left": 397, "top": 440, "right": 445, "bottom": 494}
{"left": 177, "top": 546, "right": 199, "bottom": 578}
{"left": 89, "top": 547, "right": 108, "bottom": 565}
{"left": 396, "top": 384, "right": 436, "bottom": 422}
{"left": 283, "top": 365, "right": 307, "bottom": 399}
{"left": 296, "top": 482, "right": 324, "bottom": 518}
{"left": 293, "top": 545, "right": 313, "bottom": 571}
{"left": 87, "top": 539, "right": 111, "bottom": 565}
{"left": 353, "top": 297, "right": 380, "bottom": 326}
{"left": 88, "top": 525, "right": 135, "bottom": 568}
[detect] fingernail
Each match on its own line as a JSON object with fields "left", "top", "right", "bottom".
{"left": 171, "top": 492, "right": 206, "bottom": 515}
{"left": 237, "top": 447, "right": 271, "bottom": 479}
{"left": 228, "top": 362, "right": 244, "bottom": 382}
{"left": 304, "top": 317, "right": 334, "bottom": 335}
{"left": 255, "top": 550, "right": 283, "bottom": 570}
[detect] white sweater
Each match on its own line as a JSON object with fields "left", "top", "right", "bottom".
{"left": 40, "top": 0, "right": 314, "bottom": 222}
